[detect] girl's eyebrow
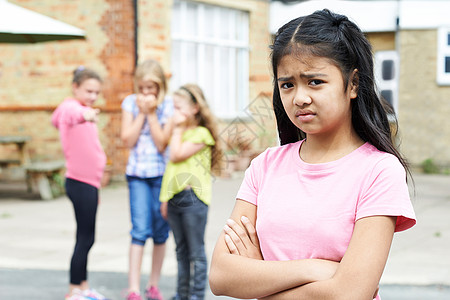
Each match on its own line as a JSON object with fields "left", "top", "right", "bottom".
{"left": 277, "top": 73, "right": 328, "bottom": 82}
{"left": 277, "top": 76, "right": 293, "bottom": 82}
{"left": 300, "top": 73, "right": 328, "bottom": 79}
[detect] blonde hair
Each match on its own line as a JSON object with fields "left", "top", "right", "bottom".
{"left": 174, "top": 84, "right": 224, "bottom": 176}
{"left": 134, "top": 59, "right": 167, "bottom": 105}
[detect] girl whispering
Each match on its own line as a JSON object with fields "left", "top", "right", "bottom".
{"left": 160, "top": 84, "right": 222, "bottom": 300}
{"left": 209, "top": 9, "right": 416, "bottom": 300}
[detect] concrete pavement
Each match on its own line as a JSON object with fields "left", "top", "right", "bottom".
{"left": 0, "top": 172, "right": 450, "bottom": 299}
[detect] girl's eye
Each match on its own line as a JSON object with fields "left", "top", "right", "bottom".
{"left": 280, "top": 82, "right": 293, "bottom": 89}
{"left": 309, "top": 79, "right": 323, "bottom": 86}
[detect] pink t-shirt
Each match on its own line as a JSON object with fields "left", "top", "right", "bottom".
{"left": 237, "top": 140, "right": 416, "bottom": 299}
{"left": 52, "top": 98, "right": 106, "bottom": 188}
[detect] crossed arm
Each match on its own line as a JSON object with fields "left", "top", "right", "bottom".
{"left": 209, "top": 199, "right": 396, "bottom": 300}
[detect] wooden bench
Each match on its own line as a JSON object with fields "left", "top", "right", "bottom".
{"left": 24, "top": 160, "right": 65, "bottom": 200}
{"left": 0, "top": 159, "right": 21, "bottom": 168}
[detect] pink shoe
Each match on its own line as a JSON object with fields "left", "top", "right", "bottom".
{"left": 126, "top": 292, "right": 142, "bottom": 300}
{"left": 145, "top": 286, "right": 163, "bottom": 300}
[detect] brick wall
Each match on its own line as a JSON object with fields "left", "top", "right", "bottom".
{"left": 0, "top": 0, "right": 135, "bottom": 176}
{"left": 367, "top": 32, "right": 395, "bottom": 52}
{"left": 398, "top": 30, "right": 450, "bottom": 167}
{"left": 0, "top": 0, "right": 274, "bottom": 179}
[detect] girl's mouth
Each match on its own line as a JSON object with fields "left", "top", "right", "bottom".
{"left": 296, "top": 110, "right": 315, "bottom": 122}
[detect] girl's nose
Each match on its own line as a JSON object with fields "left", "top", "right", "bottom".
{"left": 293, "top": 88, "right": 312, "bottom": 106}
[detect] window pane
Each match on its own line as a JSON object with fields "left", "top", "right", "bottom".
{"left": 172, "top": 1, "right": 249, "bottom": 117}
{"left": 446, "top": 56, "right": 450, "bottom": 73}
{"left": 236, "top": 11, "right": 249, "bottom": 42}
{"left": 204, "top": 6, "right": 215, "bottom": 39}
{"left": 172, "top": 2, "right": 181, "bottom": 33}
{"left": 381, "top": 90, "right": 393, "bottom": 107}
{"left": 382, "top": 60, "right": 394, "bottom": 80}
{"left": 184, "top": 42, "right": 197, "bottom": 82}
{"left": 185, "top": 2, "right": 198, "bottom": 36}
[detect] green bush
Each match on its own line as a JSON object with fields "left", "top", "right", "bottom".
{"left": 422, "top": 158, "right": 440, "bottom": 174}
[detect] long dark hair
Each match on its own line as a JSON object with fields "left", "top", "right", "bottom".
{"left": 270, "top": 9, "right": 410, "bottom": 174}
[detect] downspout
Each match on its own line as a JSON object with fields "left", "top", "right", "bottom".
{"left": 133, "top": 0, "right": 138, "bottom": 66}
{"left": 395, "top": 0, "right": 400, "bottom": 51}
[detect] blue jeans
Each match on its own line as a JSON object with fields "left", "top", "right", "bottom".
{"left": 167, "top": 189, "right": 209, "bottom": 300}
{"left": 127, "top": 175, "right": 169, "bottom": 245}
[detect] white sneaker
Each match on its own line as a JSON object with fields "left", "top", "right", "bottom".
{"left": 83, "top": 288, "right": 109, "bottom": 300}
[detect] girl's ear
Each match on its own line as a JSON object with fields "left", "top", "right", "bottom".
{"left": 71, "top": 82, "right": 79, "bottom": 94}
{"left": 349, "top": 69, "right": 359, "bottom": 99}
{"left": 193, "top": 103, "right": 200, "bottom": 115}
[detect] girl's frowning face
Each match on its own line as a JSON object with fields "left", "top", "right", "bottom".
{"left": 72, "top": 78, "right": 101, "bottom": 107}
{"left": 277, "top": 54, "right": 357, "bottom": 139}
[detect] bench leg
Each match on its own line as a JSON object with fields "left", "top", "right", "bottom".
{"left": 35, "top": 174, "right": 53, "bottom": 200}
{"left": 26, "top": 172, "right": 33, "bottom": 193}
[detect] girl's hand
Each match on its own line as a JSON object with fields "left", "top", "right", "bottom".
{"left": 137, "top": 94, "right": 157, "bottom": 114}
{"left": 223, "top": 216, "right": 263, "bottom": 260}
{"left": 172, "top": 109, "right": 187, "bottom": 127}
{"left": 83, "top": 108, "right": 100, "bottom": 122}
{"left": 160, "top": 201, "right": 168, "bottom": 220}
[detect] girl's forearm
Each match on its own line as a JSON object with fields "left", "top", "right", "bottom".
{"left": 210, "top": 243, "right": 338, "bottom": 299}
{"left": 147, "top": 113, "right": 170, "bottom": 152}
{"left": 260, "top": 277, "right": 377, "bottom": 300}
{"left": 169, "top": 128, "right": 183, "bottom": 160}
{"left": 121, "top": 113, "right": 146, "bottom": 148}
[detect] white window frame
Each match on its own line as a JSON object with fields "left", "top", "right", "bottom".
{"left": 437, "top": 27, "right": 450, "bottom": 86}
{"left": 171, "top": 0, "right": 250, "bottom": 119}
{"left": 375, "top": 50, "right": 399, "bottom": 115}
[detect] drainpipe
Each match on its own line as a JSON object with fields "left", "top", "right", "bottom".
{"left": 133, "top": 0, "right": 138, "bottom": 66}
{"left": 395, "top": 0, "right": 400, "bottom": 51}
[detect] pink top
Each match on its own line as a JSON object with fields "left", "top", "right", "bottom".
{"left": 237, "top": 141, "right": 416, "bottom": 299}
{"left": 52, "top": 97, "right": 106, "bottom": 188}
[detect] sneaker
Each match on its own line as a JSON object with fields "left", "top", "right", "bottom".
{"left": 66, "top": 295, "right": 90, "bottom": 300}
{"left": 145, "top": 286, "right": 163, "bottom": 300}
{"left": 126, "top": 292, "right": 142, "bottom": 300}
{"left": 83, "top": 289, "right": 109, "bottom": 300}
{"left": 65, "top": 289, "right": 90, "bottom": 300}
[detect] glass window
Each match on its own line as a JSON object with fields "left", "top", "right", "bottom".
{"left": 437, "top": 28, "right": 450, "bottom": 85}
{"left": 375, "top": 51, "right": 398, "bottom": 114}
{"left": 171, "top": 0, "right": 250, "bottom": 118}
{"left": 382, "top": 60, "right": 394, "bottom": 80}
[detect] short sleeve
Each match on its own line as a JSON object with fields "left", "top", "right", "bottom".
{"left": 235, "top": 150, "right": 266, "bottom": 205}
{"left": 121, "top": 94, "right": 136, "bottom": 113}
{"left": 55, "top": 99, "right": 87, "bottom": 126}
{"left": 356, "top": 156, "right": 416, "bottom": 232}
{"left": 185, "top": 127, "right": 215, "bottom": 146}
